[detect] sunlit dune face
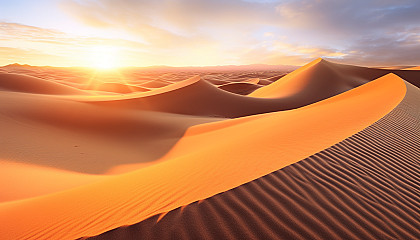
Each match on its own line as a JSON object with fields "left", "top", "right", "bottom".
{"left": 88, "top": 46, "right": 121, "bottom": 70}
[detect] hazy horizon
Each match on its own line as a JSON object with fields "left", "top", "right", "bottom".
{"left": 1, "top": 61, "right": 301, "bottom": 69}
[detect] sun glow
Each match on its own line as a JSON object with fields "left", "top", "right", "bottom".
{"left": 88, "top": 46, "right": 121, "bottom": 70}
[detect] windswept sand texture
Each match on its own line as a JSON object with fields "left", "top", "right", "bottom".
{"left": 0, "top": 59, "right": 418, "bottom": 239}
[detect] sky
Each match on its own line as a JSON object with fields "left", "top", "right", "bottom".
{"left": 0, "top": 0, "right": 419, "bottom": 68}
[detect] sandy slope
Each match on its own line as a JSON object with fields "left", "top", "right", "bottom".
{"left": 90, "top": 81, "right": 419, "bottom": 240}
{"left": 0, "top": 90, "right": 219, "bottom": 174}
{"left": 0, "top": 71, "right": 406, "bottom": 239}
{"left": 0, "top": 160, "right": 105, "bottom": 202}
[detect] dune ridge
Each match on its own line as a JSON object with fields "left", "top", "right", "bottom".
{"left": 85, "top": 81, "right": 420, "bottom": 240}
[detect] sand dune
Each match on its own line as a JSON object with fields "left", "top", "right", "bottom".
{"left": 241, "top": 77, "right": 260, "bottom": 84}
{"left": 251, "top": 58, "right": 364, "bottom": 98}
{"left": 250, "top": 58, "right": 420, "bottom": 99}
{"left": 85, "top": 82, "right": 150, "bottom": 93}
{"left": 0, "top": 72, "right": 90, "bottom": 95}
{"left": 0, "top": 72, "right": 407, "bottom": 239}
{"left": 0, "top": 59, "right": 418, "bottom": 239}
{"left": 0, "top": 90, "right": 218, "bottom": 174}
{"left": 89, "top": 82, "right": 419, "bottom": 240}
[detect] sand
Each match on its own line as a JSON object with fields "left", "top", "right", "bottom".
{"left": 0, "top": 160, "right": 106, "bottom": 202}
{"left": 85, "top": 81, "right": 420, "bottom": 240}
{"left": 403, "top": 66, "right": 420, "bottom": 70}
{"left": 0, "top": 59, "right": 418, "bottom": 239}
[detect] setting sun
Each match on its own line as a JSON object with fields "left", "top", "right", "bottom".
{"left": 0, "top": 1, "right": 419, "bottom": 240}
{"left": 88, "top": 46, "right": 121, "bottom": 70}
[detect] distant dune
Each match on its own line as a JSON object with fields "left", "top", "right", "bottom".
{"left": 0, "top": 59, "right": 418, "bottom": 239}
{"left": 0, "top": 72, "right": 90, "bottom": 95}
{"left": 404, "top": 66, "right": 420, "bottom": 70}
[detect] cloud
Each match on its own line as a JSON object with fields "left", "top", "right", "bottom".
{"left": 334, "top": 30, "right": 420, "bottom": 66}
{"left": 0, "top": 22, "right": 151, "bottom": 67}
{"left": 2, "top": 1, "right": 420, "bottom": 66}
{"left": 0, "top": 22, "right": 64, "bottom": 41}
{"left": 60, "top": 0, "right": 279, "bottom": 50}
{"left": 0, "top": 22, "right": 146, "bottom": 48}
{"left": 0, "top": 47, "right": 63, "bottom": 66}
{"left": 58, "top": 0, "right": 420, "bottom": 66}
{"left": 275, "top": 0, "right": 420, "bottom": 35}
{"left": 62, "top": 0, "right": 276, "bottom": 31}
{"left": 238, "top": 39, "right": 347, "bottom": 66}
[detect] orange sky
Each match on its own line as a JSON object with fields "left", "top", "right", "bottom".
{"left": 1, "top": 0, "right": 420, "bottom": 68}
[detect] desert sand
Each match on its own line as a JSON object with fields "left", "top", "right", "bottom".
{"left": 0, "top": 59, "right": 418, "bottom": 239}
